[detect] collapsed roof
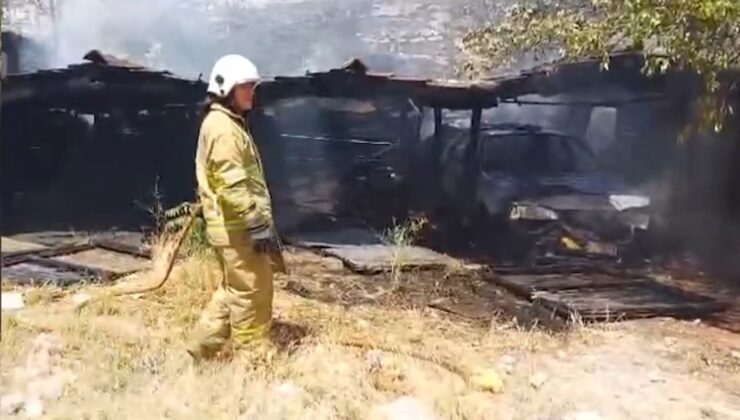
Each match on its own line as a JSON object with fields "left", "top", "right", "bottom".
{"left": 0, "top": 50, "right": 692, "bottom": 113}
{"left": 1, "top": 51, "right": 205, "bottom": 112}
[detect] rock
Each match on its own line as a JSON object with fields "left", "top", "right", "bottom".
{"left": 71, "top": 293, "right": 92, "bottom": 311}
{"left": 366, "top": 350, "right": 385, "bottom": 372}
{"left": 27, "top": 372, "right": 72, "bottom": 401}
{"left": 498, "top": 355, "right": 516, "bottom": 374}
{"left": 23, "top": 395, "right": 44, "bottom": 418}
{"left": 373, "top": 396, "right": 438, "bottom": 420}
{"left": 730, "top": 350, "right": 740, "bottom": 360}
{"left": 25, "top": 334, "right": 64, "bottom": 377}
{"left": 648, "top": 370, "right": 664, "bottom": 383}
{"left": 322, "top": 257, "right": 345, "bottom": 271}
{"left": 274, "top": 382, "right": 302, "bottom": 398}
{"left": 0, "top": 393, "right": 25, "bottom": 415}
{"left": 563, "top": 411, "right": 604, "bottom": 420}
{"left": 499, "top": 354, "right": 517, "bottom": 365}
{"left": 1, "top": 292, "right": 25, "bottom": 311}
{"left": 470, "top": 368, "right": 505, "bottom": 394}
{"left": 529, "top": 372, "right": 548, "bottom": 389}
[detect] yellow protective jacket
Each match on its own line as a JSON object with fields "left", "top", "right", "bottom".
{"left": 195, "top": 103, "right": 274, "bottom": 246}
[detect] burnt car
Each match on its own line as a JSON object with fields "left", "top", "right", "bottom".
{"left": 437, "top": 124, "right": 651, "bottom": 262}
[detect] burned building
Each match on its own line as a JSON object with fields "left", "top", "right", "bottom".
{"left": 2, "top": 49, "right": 739, "bottom": 274}
{"left": 1, "top": 50, "right": 204, "bottom": 233}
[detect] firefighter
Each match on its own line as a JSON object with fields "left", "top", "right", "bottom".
{"left": 187, "top": 54, "right": 281, "bottom": 362}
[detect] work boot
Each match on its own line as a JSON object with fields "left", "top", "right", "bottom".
{"left": 186, "top": 340, "right": 220, "bottom": 365}
{"left": 233, "top": 338, "right": 277, "bottom": 367}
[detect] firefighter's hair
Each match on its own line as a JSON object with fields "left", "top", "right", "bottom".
{"left": 199, "top": 92, "right": 237, "bottom": 122}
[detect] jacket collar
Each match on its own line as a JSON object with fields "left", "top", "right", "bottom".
{"left": 211, "top": 103, "right": 245, "bottom": 123}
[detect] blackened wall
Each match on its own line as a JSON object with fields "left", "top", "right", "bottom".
{"left": 1, "top": 106, "right": 200, "bottom": 234}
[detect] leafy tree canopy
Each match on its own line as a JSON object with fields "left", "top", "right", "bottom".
{"left": 461, "top": 0, "right": 740, "bottom": 134}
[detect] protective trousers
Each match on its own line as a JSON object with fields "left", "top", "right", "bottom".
{"left": 187, "top": 243, "right": 274, "bottom": 359}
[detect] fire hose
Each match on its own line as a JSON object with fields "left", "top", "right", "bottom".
{"left": 112, "top": 203, "right": 286, "bottom": 296}
{"left": 112, "top": 203, "right": 203, "bottom": 296}
{"left": 102, "top": 209, "right": 500, "bottom": 391}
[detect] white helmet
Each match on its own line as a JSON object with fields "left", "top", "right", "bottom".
{"left": 207, "top": 54, "right": 261, "bottom": 97}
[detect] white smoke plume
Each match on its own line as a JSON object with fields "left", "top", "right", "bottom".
{"left": 3, "top": 0, "right": 501, "bottom": 78}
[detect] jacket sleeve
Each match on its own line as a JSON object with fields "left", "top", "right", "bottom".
{"left": 208, "top": 132, "right": 271, "bottom": 235}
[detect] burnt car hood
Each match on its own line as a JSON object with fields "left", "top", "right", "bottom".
{"left": 532, "top": 173, "right": 625, "bottom": 196}
{"left": 482, "top": 171, "right": 650, "bottom": 212}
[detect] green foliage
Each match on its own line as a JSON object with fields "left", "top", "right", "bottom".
{"left": 382, "top": 215, "right": 429, "bottom": 248}
{"left": 163, "top": 202, "right": 210, "bottom": 257}
{"left": 382, "top": 215, "right": 429, "bottom": 287}
{"left": 460, "top": 0, "right": 740, "bottom": 134}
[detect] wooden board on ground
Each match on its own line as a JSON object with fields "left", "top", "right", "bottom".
{"left": 1, "top": 237, "right": 47, "bottom": 254}
{"left": 286, "top": 227, "right": 384, "bottom": 248}
{"left": 53, "top": 248, "right": 150, "bottom": 274}
{"left": 9, "top": 231, "right": 89, "bottom": 248}
{"left": 428, "top": 297, "right": 495, "bottom": 320}
{"left": 1, "top": 236, "right": 151, "bottom": 286}
{"left": 534, "top": 282, "right": 727, "bottom": 321}
{"left": 493, "top": 273, "right": 646, "bottom": 298}
{"left": 488, "top": 272, "right": 726, "bottom": 322}
{"left": 322, "top": 244, "right": 457, "bottom": 274}
{"left": 2, "top": 259, "right": 100, "bottom": 286}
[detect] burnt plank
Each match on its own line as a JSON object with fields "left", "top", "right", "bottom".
{"left": 3, "top": 262, "right": 90, "bottom": 287}
{"left": 53, "top": 248, "right": 149, "bottom": 275}
{"left": 1, "top": 243, "right": 96, "bottom": 266}
{"left": 91, "top": 238, "right": 151, "bottom": 259}
{"left": 493, "top": 274, "right": 647, "bottom": 296}
{"left": 25, "top": 256, "right": 117, "bottom": 280}
{"left": 1, "top": 256, "right": 114, "bottom": 286}
{"left": 533, "top": 282, "right": 727, "bottom": 322}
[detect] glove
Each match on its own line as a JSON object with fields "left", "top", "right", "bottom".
{"left": 251, "top": 228, "right": 281, "bottom": 255}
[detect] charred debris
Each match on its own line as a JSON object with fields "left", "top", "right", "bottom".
{"left": 2, "top": 45, "right": 739, "bottom": 275}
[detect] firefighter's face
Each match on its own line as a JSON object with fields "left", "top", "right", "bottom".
{"left": 232, "top": 82, "right": 257, "bottom": 112}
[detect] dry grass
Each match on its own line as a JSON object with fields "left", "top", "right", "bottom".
{"left": 2, "top": 233, "right": 739, "bottom": 419}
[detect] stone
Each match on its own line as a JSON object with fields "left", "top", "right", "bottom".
{"left": 366, "top": 350, "right": 385, "bottom": 372}
{"left": 25, "top": 334, "right": 64, "bottom": 376}
{"left": 274, "top": 382, "right": 302, "bottom": 398}
{"left": 373, "top": 396, "right": 438, "bottom": 420}
{"left": 23, "top": 395, "right": 44, "bottom": 418}
{"left": 0, "top": 393, "right": 25, "bottom": 415}
{"left": 499, "top": 354, "right": 517, "bottom": 373}
{"left": 563, "top": 411, "right": 605, "bottom": 420}
{"left": 529, "top": 372, "right": 548, "bottom": 389}
{"left": 27, "top": 372, "right": 72, "bottom": 401}
{"left": 648, "top": 370, "right": 664, "bottom": 383}
{"left": 321, "top": 257, "right": 345, "bottom": 271}
{"left": 664, "top": 337, "right": 678, "bottom": 347}
{"left": 1, "top": 292, "right": 25, "bottom": 311}
{"left": 470, "top": 368, "right": 505, "bottom": 394}
{"left": 71, "top": 293, "right": 92, "bottom": 311}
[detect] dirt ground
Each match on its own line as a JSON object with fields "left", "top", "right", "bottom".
{"left": 2, "top": 248, "right": 740, "bottom": 419}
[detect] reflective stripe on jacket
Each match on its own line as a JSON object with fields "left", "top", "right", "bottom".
{"left": 195, "top": 103, "right": 273, "bottom": 246}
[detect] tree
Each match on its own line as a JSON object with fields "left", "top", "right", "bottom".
{"left": 460, "top": 0, "right": 740, "bottom": 134}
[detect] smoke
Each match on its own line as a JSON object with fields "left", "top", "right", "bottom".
{"left": 48, "top": 0, "right": 344, "bottom": 77}
{"left": 5, "top": 0, "right": 506, "bottom": 78}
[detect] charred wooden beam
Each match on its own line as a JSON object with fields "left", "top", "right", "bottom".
{"left": 470, "top": 107, "right": 482, "bottom": 152}
{"left": 434, "top": 107, "right": 442, "bottom": 139}
{"left": 1, "top": 63, "right": 205, "bottom": 111}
